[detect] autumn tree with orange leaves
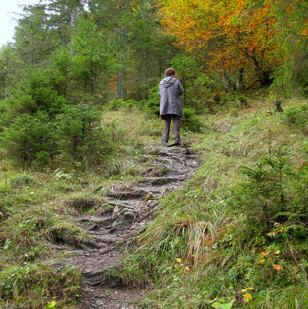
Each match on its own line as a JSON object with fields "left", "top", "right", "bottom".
{"left": 159, "top": 0, "right": 307, "bottom": 91}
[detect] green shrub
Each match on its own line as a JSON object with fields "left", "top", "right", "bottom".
{"left": 0, "top": 99, "right": 13, "bottom": 129}
{"left": 0, "top": 69, "right": 74, "bottom": 168}
{"left": 0, "top": 112, "right": 58, "bottom": 167}
{"left": 143, "top": 86, "right": 160, "bottom": 116}
{"left": 55, "top": 104, "right": 113, "bottom": 168}
{"left": 189, "top": 73, "right": 217, "bottom": 108}
{"left": 284, "top": 104, "right": 308, "bottom": 132}
{"left": 106, "top": 98, "right": 142, "bottom": 112}
{"left": 229, "top": 151, "right": 308, "bottom": 245}
{"left": 1, "top": 102, "right": 116, "bottom": 168}
{"left": 220, "top": 92, "right": 249, "bottom": 109}
{"left": 182, "top": 107, "right": 203, "bottom": 132}
{"left": 8, "top": 69, "right": 67, "bottom": 118}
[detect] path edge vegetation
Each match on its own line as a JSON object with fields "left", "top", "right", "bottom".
{"left": 0, "top": 0, "right": 307, "bottom": 308}
{"left": 118, "top": 98, "right": 308, "bottom": 308}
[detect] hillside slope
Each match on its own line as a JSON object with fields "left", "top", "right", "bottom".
{"left": 0, "top": 98, "right": 307, "bottom": 308}
{"left": 119, "top": 98, "right": 308, "bottom": 308}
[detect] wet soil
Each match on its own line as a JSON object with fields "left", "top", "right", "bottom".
{"left": 60, "top": 145, "right": 198, "bottom": 308}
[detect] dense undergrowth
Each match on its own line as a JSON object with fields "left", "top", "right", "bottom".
{"left": 0, "top": 98, "right": 164, "bottom": 307}
{"left": 0, "top": 94, "right": 307, "bottom": 308}
{"left": 119, "top": 98, "right": 308, "bottom": 308}
{"left": 0, "top": 0, "right": 306, "bottom": 307}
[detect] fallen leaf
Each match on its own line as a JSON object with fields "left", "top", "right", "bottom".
{"left": 260, "top": 251, "right": 270, "bottom": 257}
{"left": 272, "top": 264, "right": 283, "bottom": 271}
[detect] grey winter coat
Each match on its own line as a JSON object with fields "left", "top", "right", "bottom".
{"left": 159, "top": 77, "right": 184, "bottom": 117}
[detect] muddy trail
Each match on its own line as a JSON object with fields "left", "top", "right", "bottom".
{"left": 60, "top": 145, "right": 198, "bottom": 308}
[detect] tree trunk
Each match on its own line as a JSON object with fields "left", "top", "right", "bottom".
{"left": 249, "top": 53, "right": 273, "bottom": 86}
{"left": 222, "top": 70, "right": 235, "bottom": 90}
{"left": 116, "top": 70, "right": 126, "bottom": 99}
{"left": 236, "top": 68, "right": 244, "bottom": 90}
{"left": 3, "top": 55, "right": 9, "bottom": 99}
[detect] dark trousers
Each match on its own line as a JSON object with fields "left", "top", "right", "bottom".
{"left": 162, "top": 115, "right": 181, "bottom": 143}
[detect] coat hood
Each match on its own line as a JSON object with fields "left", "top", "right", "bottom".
{"left": 160, "top": 76, "right": 177, "bottom": 88}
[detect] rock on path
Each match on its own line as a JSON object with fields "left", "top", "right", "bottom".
{"left": 61, "top": 145, "right": 198, "bottom": 309}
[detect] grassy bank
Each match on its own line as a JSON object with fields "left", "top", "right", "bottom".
{"left": 120, "top": 98, "right": 308, "bottom": 308}
{"left": 0, "top": 97, "right": 307, "bottom": 308}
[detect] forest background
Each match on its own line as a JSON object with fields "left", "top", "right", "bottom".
{"left": 0, "top": 0, "right": 307, "bottom": 308}
{"left": 0, "top": 0, "right": 306, "bottom": 167}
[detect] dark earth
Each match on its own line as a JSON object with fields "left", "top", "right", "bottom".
{"left": 60, "top": 145, "right": 199, "bottom": 308}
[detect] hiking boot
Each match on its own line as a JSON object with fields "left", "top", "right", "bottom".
{"left": 161, "top": 139, "right": 169, "bottom": 147}
{"left": 168, "top": 140, "right": 182, "bottom": 147}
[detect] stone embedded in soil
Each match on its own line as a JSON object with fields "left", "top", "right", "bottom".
{"left": 92, "top": 235, "right": 120, "bottom": 244}
{"left": 112, "top": 211, "right": 136, "bottom": 230}
{"left": 106, "top": 189, "right": 148, "bottom": 200}
{"left": 80, "top": 216, "right": 114, "bottom": 226}
{"left": 139, "top": 176, "right": 185, "bottom": 186}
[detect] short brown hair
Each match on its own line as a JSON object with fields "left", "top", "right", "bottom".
{"left": 165, "top": 67, "right": 176, "bottom": 77}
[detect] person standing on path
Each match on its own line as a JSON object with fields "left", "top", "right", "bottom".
{"left": 159, "top": 67, "right": 184, "bottom": 146}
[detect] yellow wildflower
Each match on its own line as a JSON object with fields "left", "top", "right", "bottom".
{"left": 243, "top": 293, "right": 253, "bottom": 303}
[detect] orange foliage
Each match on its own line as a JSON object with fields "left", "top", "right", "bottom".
{"left": 108, "top": 75, "right": 118, "bottom": 95}
{"left": 159, "top": 0, "right": 283, "bottom": 85}
{"left": 301, "top": 19, "right": 308, "bottom": 36}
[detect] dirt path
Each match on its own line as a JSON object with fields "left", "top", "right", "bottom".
{"left": 62, "top": 145, "right": 198, "bottom": 308}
